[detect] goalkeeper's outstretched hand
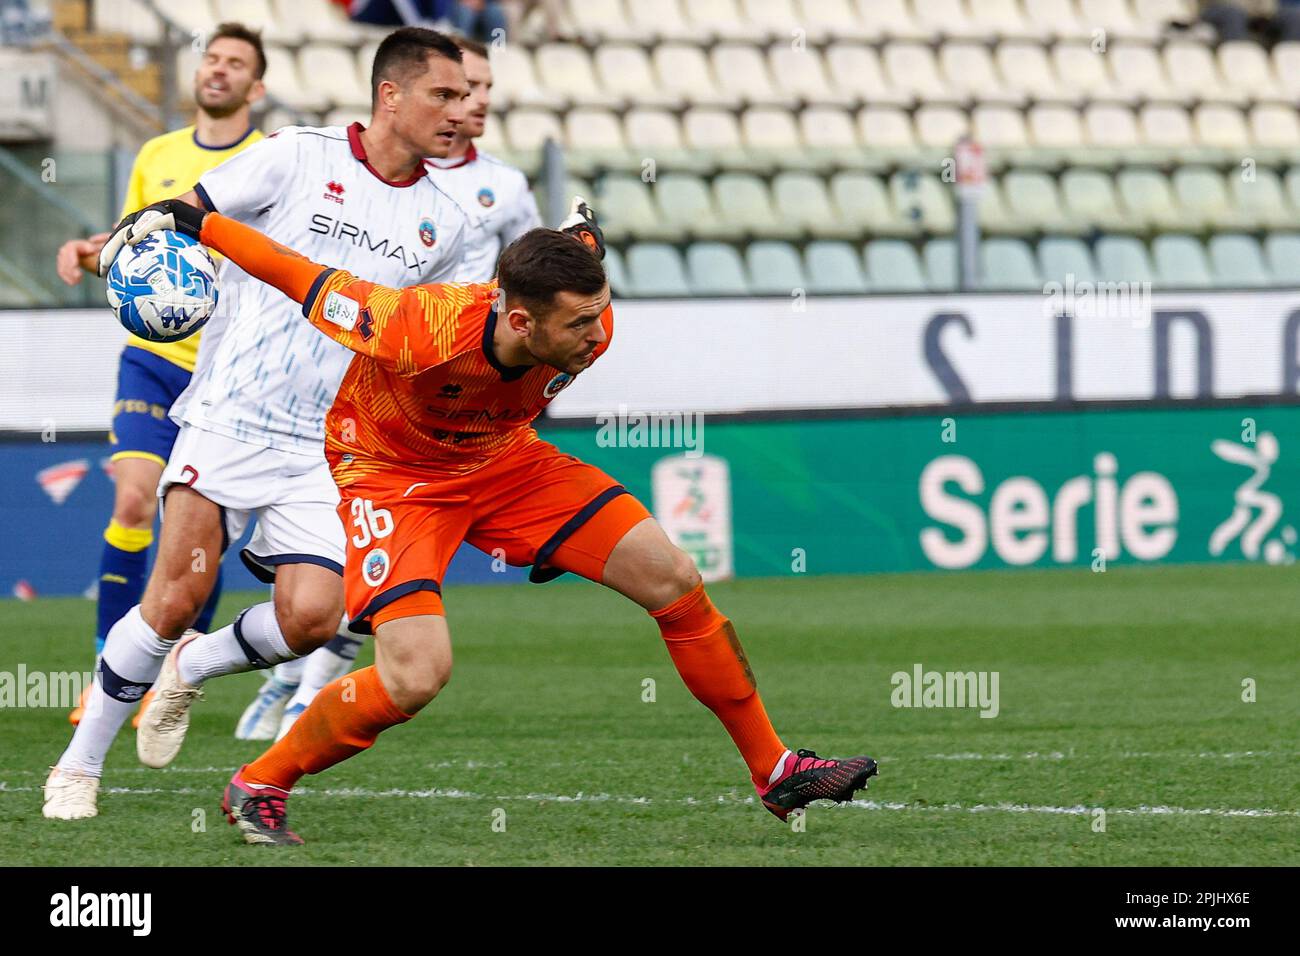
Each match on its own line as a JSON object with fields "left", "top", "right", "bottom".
{"left": 559, "top": 196, "right": 605, "bottom": 260}
{"left": 97, "top": 199, "right": 208, "bottom": 276}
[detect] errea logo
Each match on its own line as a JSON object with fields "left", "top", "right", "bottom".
{"left": 323, "top": 180, "right": 345, "bottom": 204}
{"left": 50, "top": 886, "right": 151, "bottom": 936}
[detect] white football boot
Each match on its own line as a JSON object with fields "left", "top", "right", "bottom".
{"left": 235, "top": 673, "right": 299, "bottom": 740}
{"left": 135, "top": 629, "right": 204, "bottom": 768}
{"left": 42, "top": 767, "right": 100, "bottom": 820}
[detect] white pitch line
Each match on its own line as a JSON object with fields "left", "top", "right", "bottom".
{"left": 2, "top": 781, "right": 1296, "bottom": 818}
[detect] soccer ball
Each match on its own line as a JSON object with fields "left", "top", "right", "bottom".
{"left": 106, "top": 230, "right": 218, "bottom": 342}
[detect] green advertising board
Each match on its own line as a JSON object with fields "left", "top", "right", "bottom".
{"left": 540, "top": 404, "right": 1300, "bottom": 577}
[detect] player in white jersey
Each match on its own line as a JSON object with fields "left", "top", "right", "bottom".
{"left": 237, "top": 34, "right": 545, "bottom": 741}
{"left": 42, "top": 27, "right": 475, "bottom": 820}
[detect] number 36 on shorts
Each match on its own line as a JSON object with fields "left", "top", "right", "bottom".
{"left": 349, "top": 498, "right": 393, "bottom": 548}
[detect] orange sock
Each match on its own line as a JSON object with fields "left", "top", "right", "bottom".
{"left": 244, "top": 665, "right": 413, "bottom": 791}
{"left": 651, "top": 583, "right": 787, "bottom": 786}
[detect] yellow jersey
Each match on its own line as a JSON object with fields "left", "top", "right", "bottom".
{"left": 120, "top": 124, "right": 262, "bottom": 372}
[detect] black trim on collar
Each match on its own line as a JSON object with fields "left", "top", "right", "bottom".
{"left": 481, "top": 302, "right": 533, "bottom": 381}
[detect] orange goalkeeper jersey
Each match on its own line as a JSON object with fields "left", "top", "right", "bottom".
{"left": 301, "top": 269, "right": 614, "bottom": 486}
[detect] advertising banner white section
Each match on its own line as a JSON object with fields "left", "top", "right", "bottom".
{"left": 4, "top": 288, "right": 1300, "bottom": 430}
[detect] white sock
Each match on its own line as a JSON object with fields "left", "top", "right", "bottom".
{"left": 286, "top": 629, "right": 362, "bottom": 710}
{"left": 271, "top": 656, "right": 307, "bottom": 686}
{"left": 177, "top": 602, "right": 296, "bottom": 686}
{"left": 767, "top": 749, "right": 793, "bottom": 785}
{"left": 57, "top": 606, "right": 170, "bottom": 776}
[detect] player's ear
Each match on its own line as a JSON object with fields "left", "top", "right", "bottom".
{"left": 504, "top": 306, "right": 533, "bottom": 336}
{"left": 248, "top": 77, "right": 266, "bottom": 106}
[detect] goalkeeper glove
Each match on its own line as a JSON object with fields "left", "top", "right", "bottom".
{"left": 559, "top": 196, "right": 605, "bottom": 260}
{"left": 97, "top": 198, "right": 208, "bottom": 277}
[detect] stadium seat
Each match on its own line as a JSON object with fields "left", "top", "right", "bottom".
{"left": 1152, "top": 234, "right": 1213, "bottom": 287}
{"left": 1286, "top": 167, "right": 1300, "bottom": 212}
{"left": 563, "top": 109, "right": 633, "bottom": 175}
{"left": 1001, "top": 169, "right": 1075, "bottom": 233}
{"left": 1193, "top": 104, "right": 1250, "bottom": 154}
{"left": 1117, "top": 168, "right": 1185, "bottom": 230}
{"left": 626, "top": 0, "right": 696, "bottom": 42}
{"left": 293, "top": 0, "right": 361, "bottom": 42}
{"left": 1209, "top": 234, "right": 1271, "bottom": 287}
{"left": 595, "top": 175, "right": 673, "bottom": 241}
{"left": 1264, "top": 234, "right": 1300, "bottom": 285}
{"left": 712, "top": 44, "right": 792, "bottom": 107}
{"left": 712, "top": 172, "right": 785, "bottom": 237}
{"left": 982, "top": 238, "right": 1043, "bottom": 290}
{"left": 997, "top": 42, "right": 1068, "bottom": 104}
{"left": 1061, "top": 168, "right": 1132, "bottom": 232}
{"left": 1039, "top": 236, "right": 1098, "bottom": 284}
{"left": 1229, "top": 166, "right": 1295, "bottom": 230}
{"left": 1250, "top": 105, "right": 1300, "bottom": 156}
{"left": 912, "top": 0, "right": 987, "bottom": 39}
{"left": 746, "top": 241, "right": 808, "bottom": 295}
{"left": 626, "top": 242, "right": 690, "bottom": 295}
{"left": 1173, "top": 167, "right": 1249, "bottom": 230}
{"left": 852, "top": 108, "right": 916, "bottom": 168}
{"left": 1139, "top": 104, "right": 1196, "bottom": 162}
{"left": 504, "top": 109, "right": 564, "bottom": 167}
{"left": 595, "top": 46, "right": 680, "bottom": 108}
{"left": 603, "top": 245, "right": 630, "bottom": 296}
{"left": 1085, "top": 104, "right": 1142, "bottom": 153}
{"left": 570, "top": 0, "right": 640, "bottom": 43}
{"left": 623, "top": 109, "right": 707, "bottom": 173}
{"left": 971, "top": 0, "right": 1044, "bottom": 39}
{"left": 1052, "top": 43, "right": 1119, "bottom": 103}
{"left": 534, "top": 44, "right": 620, "bottom": 108}
{"left": 1164, "top": 41, "right": 1244, "bottom": 105}
{"left": 830, "top": 171, "right": 910, "bottom": 236}
{"left": 976, "top": 179, "right": 1019, "bottom": 235}
{"left": 1133, "top": 0, "right": 1195, "bottom": 28}
{"left": 824, "top": 44, "right": 910, "bottom": 107}
{"left": 882, "top": 43, "right": 959, "bottom": 104}
{"left": 768, "top": 45, "right": 853, "bottom": 106}
{"left": 972, "top": 106, "right": 1031, "bottom": 166}
{"left": 1028, "top": 106, "right": 1087, "bottom": 166}
{"left": 1108, "top": 44, "right": 1178, "bottom": 104}
{"left": 741, "top": 107, "right": 813, "bottom": 169}
{"left": 1095, "top": 234, "right": 1156, "bottom": 284}
{"left": 97, "top": 0, "right": 164, "bottom": 44}
{"left": 1273, "top": 43, "right": 1300, "bottom": 100}
{"left": 923, "top": 238, "right": 958, "bottom": 291}
{"left": 800, "top": 106, "right": 865, "bottom": 169}
{"left": 771, "top": 171, "right": 856, "bottom": 239}
{"left": 682, "top": 108, "right": 750, "bottom": 169}
{"left": 914, "top": 106, "right": 970, "bottom": 151}
{"left": 866, "top": 239, "right": 928, "bottom": 291}
{"left": 741, "top": 0, "right": 803, "bottom": 43}
{"left": 261, "top": 46, "right": 325, "bottom": 111}
{"left": 687, "top": 242, "right": 751, "bottom": 295}
{"left": 684, "top": 0, "right": 767, "bottom": 41}
{"left": 1025, "top": 0, "right": 1095, "bottom": 40}
{"left": 941, "top": 42, "right": 1022, "bottom": 104}
{"left": 215, "top": 0, "right": 300, "bottom": 44}
{"left": 1217, "top": 41, "right": 1285, "bottom": 103}
{"left": 299, "top": 44, "right": 368, "bottom": 110}
{"left": 655, "top": 173, "right": 729, "bottom": 240}
{"left": 653, "top": 44, "right": 737, "bottom": 108}
{"left": 489, "top": 45, "right": 556, "bottom": 110}
{"left": 805, "top": 240, "right": 869, "bottom": 293}
{"left": 324, "top": 107, "right": 369, "bottom": 129}
{"left": 889, "top": 170, "right": 956, "bottom": 234}
{"left": 798, "top": 0, "right": 884, "bottom": 42}
{"left": 1080, "top": 0, "right": 1162, "bottom": 40}
{"left": 161, "top": 0, "right": 217, "bottom": 37}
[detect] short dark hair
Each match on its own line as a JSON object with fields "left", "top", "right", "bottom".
{"left": 498, "top": 229, "right": 609, "bottom": 317}
{"left": 453, "top": 36, "right": 490, "bottom": 61}
{"left": 370, "top": 27, "right": 463, "bottom": 106}
{"left": 208, "top": 22, "right": 266, "bottom": 79}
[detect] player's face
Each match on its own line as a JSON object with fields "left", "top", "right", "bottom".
{"left": 394, "top": 54, "right": 469, "bottom": 158}
{"left": 194, "top": 37, "right": 264, "bottom": 118}
{"left": 460, "top": 51, "right": 492, "bottom": 139}
{"left": 526, "top": 286, "right": 612, "bottom": 374}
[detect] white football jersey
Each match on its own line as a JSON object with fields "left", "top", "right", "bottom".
{"left": 427, "top": 144, "right": 541, "bottom": 282}
{"left": 173, "top": 123, "right": 473, "bottom": 453}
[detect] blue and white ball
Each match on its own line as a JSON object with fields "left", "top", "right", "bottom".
{"left": 106, "top": 230, "right": 218, "bottom": 342}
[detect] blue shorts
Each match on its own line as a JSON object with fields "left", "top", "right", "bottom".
{"left": 108, "top": 346, "right": 191, "bottom": 467}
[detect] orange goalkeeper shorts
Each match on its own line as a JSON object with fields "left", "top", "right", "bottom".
{"left": 338, "top": 437, "right": 651, "bottom": 634}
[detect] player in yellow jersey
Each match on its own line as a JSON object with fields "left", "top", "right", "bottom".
{"left": 54, "top": 23, "right": 267, "bottom": 726}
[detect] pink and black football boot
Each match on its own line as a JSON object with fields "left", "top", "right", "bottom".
{"left": 221, "top": 765, "right": 304, "bottom": 846}
{"left": 757, "top": 748, "right": 879, "bottom": 821}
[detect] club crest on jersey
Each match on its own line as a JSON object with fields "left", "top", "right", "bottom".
{"left": 362, "top": 548, "right": 391, "bottom": 587}
{"left": 323, "top": 180, "right": 345, "bottom": 204}
{"left": 419, "top": 218, "right": 436, "bottom": 248}
{"left": 544, "top": 372, "right": 574, "bottom": 398}
{"left": 477, "top": 187, "right": 496, "bottom": 208}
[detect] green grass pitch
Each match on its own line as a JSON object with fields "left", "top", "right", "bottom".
{"left": 1, "top": 563, "right": 1297, "bottom": 866}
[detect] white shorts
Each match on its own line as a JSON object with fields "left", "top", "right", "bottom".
{"left": 159, "top": 425, "right": 345, "bottom": 582}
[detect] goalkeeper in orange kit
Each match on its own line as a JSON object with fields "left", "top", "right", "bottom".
{"left": 108, "top": 197, "right": 879, "bottom": 845}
